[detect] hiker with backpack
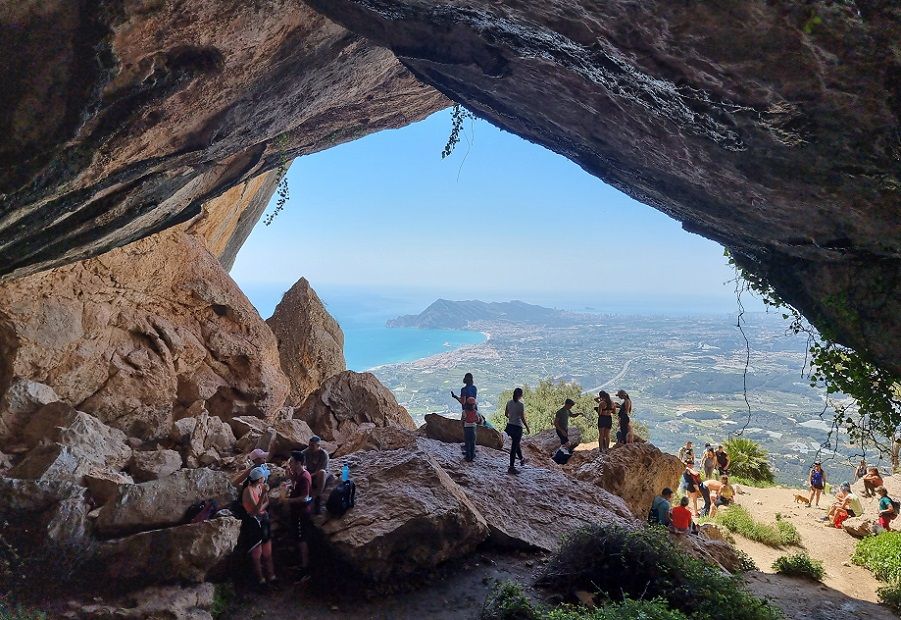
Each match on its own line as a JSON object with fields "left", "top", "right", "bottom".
{"left": 240, "top": 466, "right": 278, "bottom": 587}
{"left": 876, "top": 486, "right": 898, "bottom": 531}
{"left": 301, "top": 436, "right": 332, "bottom": 514}
{"left": 462, "top": 396, "right": 482, "bottom": 462}
{"left": 504, "top": 387, "right": 530, "bottom": 475}
{"left": 648, "top": 487, "right": 674, "bottom": 527}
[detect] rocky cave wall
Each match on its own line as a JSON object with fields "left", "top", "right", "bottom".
{"left": 1, "top": 0, "right": 898, "bottom": 377}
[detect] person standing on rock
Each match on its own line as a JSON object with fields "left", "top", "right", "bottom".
{"left": 504, "top": 387, "right": 530, "bottom": 474}
{"left": 302, "top": 436, "right": 332, "bottom": 514}
{"left": 241, "top": 466, "right": 277, "bottom": 587}
{"left": 554, "top": 398, "right": 581, "bottom": 449}
{"left": 462, "top": 396, "right": 482, "bottom": 462}
{"left": 451, "top": 372, "right": 478, "bottom": 413}
{"left": 615, "top": 390, "right": 632, "bottom": 445}
{"left": 808, "top": 461, "right": 827, "bottom": 508}
{"left": 594, "top": 391, "right": 615, "bottom": 452}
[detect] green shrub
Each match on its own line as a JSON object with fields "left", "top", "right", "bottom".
{"left": 852, "top": 531, "right": 901, "bottom": 584}
{"left": 713, "top": 505, "right": 799, "bottom": 548}
{"left": 480, "top": 581, "right": 540, "bottom": 620}
{"left": 210, "top": 583, "right": 236, "bottom": 620}
{"left": 545, "top": 598, "right": 690, "bottom": 620}
{"left": 722, "top": 438, "right": 775, "bottom": 484}
{"left": 771, "top": 553, "right": 825, "bottom": 581}
{"left": 729, "top": 476, "right": 776, "bottom": 489}
{"left": 537, "top": 525, "right": 781, "bottom": 620}
{"left": 0, "top": 603, "right": 48, "bottom": 620}
{"left": 735, "top": 549, "right": 759, "bottom": 573}
{"left": 876, "top": 581, "right": 901, "bottom": 614}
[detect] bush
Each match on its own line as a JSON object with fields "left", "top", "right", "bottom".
{"left": 735, "top": 549, "right": 759, "bottom": 573}
{"left": 545, "top": 598, "right": 690, "bottom": 620}
{"left": 852, "top": 531, "right": 901, "bottom": 584}
{"left": 771, "top": 553, "right": 825, "bottom": 581}
{"left": 537, "top": 525, "right": 781, "bottom": 620}
{"left": 876, "top": 582, "right": 901, "bottom": 614}
{"left": 730, "top": 476, "right": 776, "bottom": 489}
{"left": 480, "top": 582, "right": 540, "bottom": 620}
{"left": 713, "top": 506, "right": 799, "bottom": 548}
{"left": 722, "top": 438, "right": 775, "bottom": 484}
{"left": 210, "top": 583, "right": 236, "bottom": 620}
{"left": 0, "top": 603, "right": 47, "bottom": 620}
{"left": 490, "top": 380, "right": 649, "bottom": 445}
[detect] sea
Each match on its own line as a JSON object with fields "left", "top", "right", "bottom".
{"left": 238, "top": 283, "right": 486, "bottom": 370}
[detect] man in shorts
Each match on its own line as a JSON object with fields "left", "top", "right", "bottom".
{"left": 302, "top": 436, "right": 332, "bottom": 514}
{"left": 554, "top": 398, "right": 582, "bottom": 449}
{"left": 282, "top": 451, "right": 313, "bottom": 579}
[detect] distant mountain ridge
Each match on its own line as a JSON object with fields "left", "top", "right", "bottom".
{"left": 386, "top": 299, "right": 591, "bottom": 329}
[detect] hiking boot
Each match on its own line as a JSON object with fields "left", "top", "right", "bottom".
{"left": 519, "top": 458, "right": 528, "bottom": 466}
{"left": 507, "top": 466, "right": 519, "bottom": 475}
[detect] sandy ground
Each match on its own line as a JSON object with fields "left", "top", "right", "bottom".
{"left": 732, "top": 485, "right": 896, "bottom": 620}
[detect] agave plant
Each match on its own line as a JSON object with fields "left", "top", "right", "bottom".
{"left": 724, "top": 437, "right": 776, "bottom": 484}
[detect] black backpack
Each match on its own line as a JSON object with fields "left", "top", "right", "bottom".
{"left": 890, "top": 497, "right": 901, "bottom": 520}
{"left": 552, "top": 448, "right": 572, "bottom": 465}
{"left": 326, "top": 480, "right": 356, "bottom": 517}
{"left": 184, "top": 499, "right": 219, "bottom": 524}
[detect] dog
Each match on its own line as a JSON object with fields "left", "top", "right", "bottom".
{"left": 793, "top": 493, "right": 812, "bottom": 506}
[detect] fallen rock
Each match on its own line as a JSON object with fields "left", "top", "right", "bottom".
{"left": 85, "top": 470, "right": 134, "bottom": 506}
{"left": 842, "top": 516, "right": 876, "bottom": 539}
{"left": 171, "top": 412, "right": 237, "bottom": 468}
{"left": 130, "top": 449, "right": 183, "bottom": 482}
{"left": 698, "top": 522, "right": 730, "bottom": 543}
{"left": 95, "top": 468, "right": 236, "bottom": 537}
{"left": 568, "top": 443, "right": 684, "bottom": 517}
{"left": 297, "top": 371, "right": 415, "bottom": 446}
{"left": 0, "top": 476, "right": 84, "bottom": 513}
{"left": 0, "top": 229, "right": 289, "bottom": 440}
{"left": 672, "top": 532, "right": 742, "bottom": 573}
{"left": 334, "top": 424, "right": 418, "bottom": 457}
{"left": 266, "top": 277, "right": 346, "bottom": 406}
{"left": 0, "top": 379, "right": 59, "bottom": 443}
{"left": 65, "top": 583, "right": 216, "bottom": 620}
{"left": 43, "top": 496, "right": 92, "bottom": 545}
{"left": 422, "top": 413, "right": 503, "bottom": 450}
{"left": 97, "top": 518, "right": 240, "bottom": 585}
{"left": 320, "top": 448, "right": 489, "bottom": 580}
{"left": 521, "top": 427, "right": 582, "bottom": 463}
{"left": 419, "top": 438, "right": 636, "bottom": 551}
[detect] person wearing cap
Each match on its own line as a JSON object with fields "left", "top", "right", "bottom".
{"left": 241, "top": 466, "right": 277, "bottom": 586}
{"left": 281, "top": 451, "right": 313, "bottom": 578}
{"left": 301, "top": 436, "right": 332, "bottom": 514}
{"left": 231, "top": 448, "right": 270, "bottom": 488}
{"left": 553, "top": 398, "right": 582, "bottom": 449}
{"left": 808, "top": 461, "right": 827, "bottom": 508}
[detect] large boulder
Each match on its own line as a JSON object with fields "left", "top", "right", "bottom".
{"left": 0, "top": 229, "right": 288, "bottom": 441}
{"left": 266, "top": 278, "right": 346, "bottom": 407}
{"left": 418, "top": 438, "right": 636, "bottom": 551}
{"left": 228, "top": 413, "right": 323, "bottom": 457}
{"left": 319, "top": 448, "right": 489, "bottom": 581}
{"left": 0, "top": 379, "right": 59, "bottom": 444}
{"left": 852, "top": 473, "right": 901, "bottom": 502}
{"left": 422, "top": 413, "right": 504, "bottom": 450}
{"left": 297, "top": 371, "right": 416, "bottom": 446}
{"left": 568, "top": 443, "right": 684, "bottom": 517}
{"left": 334, "top": 423, "right": 418, "bottom": 457}
{"left": 129, "top": 449, "right": 183, "bottom": 482}
{"left": 672, "top": 530, "right": 743, "bottom": 573}
{"left": 843, "top": 516, "right": 876, "bottom": 539}
{"left": 171, "top": 411, "right": 237, "bottom": 467}
{"left": 97, "top": 518, "right": 241, "bottom": 585}
{"left": 65, "top": 583, "right": 216, "bottom": 620}
{"left": 95, "top": 468, "right": 236, "bottom": 537}
{"left": 520, "top": 427, "right": 582, "bottom": 463}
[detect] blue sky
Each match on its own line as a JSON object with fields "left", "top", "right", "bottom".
{"left": 231, "top": 109, "right": 752, "bottom": 314}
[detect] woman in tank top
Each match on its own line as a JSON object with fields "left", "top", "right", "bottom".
{"left": 615, "top": 390, "right": 632, "bottom": 444}
{"left": 594, "top": 391, "right": 615, "bottom": 452}
{"left": 504, "top": 387, "right": 531, "bottom": 475}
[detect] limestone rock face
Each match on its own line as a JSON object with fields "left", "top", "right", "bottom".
{"left": 0, "top": 1, "right": 445, "bottom": 281}
{"left": 842, "top": 516, "right": 876, "bottom": 539}
{"left": 673, "top": 530, "right": 743, "bottom": 573}
{"left": 266, "top": 278, "right": 346, "bottom": 407}
{"left": 422, "top": 413, "right": 504, "bottom": 450}
{"left": 95, "top": 468, "right": 236, "bottom": 537}
{"left": 0, "top": 229, "right": 288, "bottom": 440}
{"left": 66, "top": 583, "right": 216, "bottom": 620}
{"left": 129, "top": 449, "right": 183, "bottom": 483}
{"left": 97, "top": 518, "right": 241, "bottom": 585}
{"left": 320, "top": 448, "right": 489, "bottom": 580}
{"left": 419, "top": 438, "right": 636, "bottom": 551}
{"left": 568, "top": 443, "right": 685, "bottom": 517}
{"left": 297, "top": 371, "right": 416, "bottom": 446}
{"left": 334, "top": 423, "right": 418, "bottom": 457}
{"left": 308, "top": 0, "right": 901, "bottom": 376}
{"left": 0, "top": 379, "right": 59, "bottom": 443}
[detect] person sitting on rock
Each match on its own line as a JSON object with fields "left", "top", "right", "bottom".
{"left": 279, "top": 450, "right": 313, "bottom": 581}
{"left": 301, "top": 436, "right": 332, "bottom": 514}
{"left": 877, "top": 486, "right": 896, "bottom": 531}
{"left": 554, "top": 398, "right": 581, "bottom": 449}
{"left": 862, "top": 466, "right": 883, "bottom": 498}
{"left": 854, "top": 459, "right": 867, "bottom": 480}
{"left": 670, "top": 496, "right": 694, "bottom": 534}
{"left": 716, "top": 475, "right": 735, "bottom": 508}
{"left": 648, "top": 487, "right": 674, "bottom": 526}
{"left": 824, "top": 481, "right": 850, "bottom": 522}
{"left": 231, "top": 448, "right": 270, "bottom": 488}
{"left": 241, "top": 466, "right": 277, "bottom": 587}
{"left": 826, "top": 482, "right": 863, "bottom": 524}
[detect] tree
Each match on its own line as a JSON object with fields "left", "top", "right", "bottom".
{"left": 490, "top": 379, "right": 648, "bottom": 444}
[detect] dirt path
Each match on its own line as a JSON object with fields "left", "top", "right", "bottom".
{"left": 729, "top": 485, "right": 895, "bottom": 620}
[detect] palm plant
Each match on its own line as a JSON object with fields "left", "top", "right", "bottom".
{"left": 723, "top": 437, "right": 775, "bottom": 484}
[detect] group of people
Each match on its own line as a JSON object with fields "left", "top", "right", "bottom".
{"left": 807, "top": 460, "right": 897, "bottom": 530}
{"left": 230, "top": 436, "right": 334, "bottom": 587}
{"left": 450, "top": 372, "right": 636, "bottom": 475}
{"left": 676, "top": 441, "right": 734, "bottom": 518}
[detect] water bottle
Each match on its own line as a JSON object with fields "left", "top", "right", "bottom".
{"left": 341, "top": 464, "right": 350, "bottom": 482}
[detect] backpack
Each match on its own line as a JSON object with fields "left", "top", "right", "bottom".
{"left": 326, "top": 480, "right": 356, "bottom": 517}
{"left": 185, "top": 499, "right": 219, "bottom": 524}
{"left": 463, "top": 407, "right": 480, "bottom": 424}
{"left": 890, "top": 498, "right": 901, "bottom": 520}
{"left": 552, "top": 447, "right": 572, "bottom": 465}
